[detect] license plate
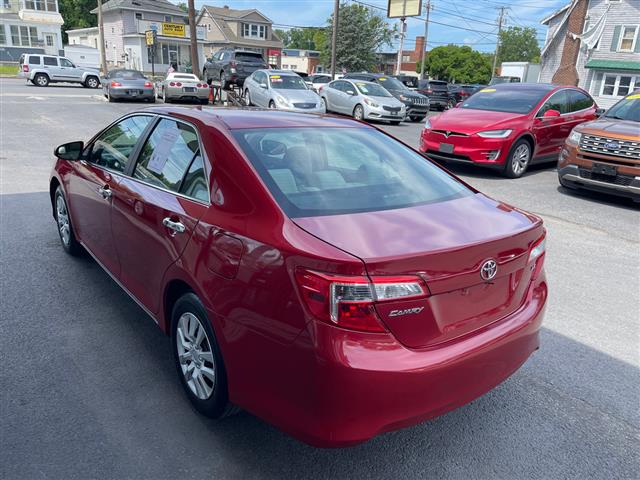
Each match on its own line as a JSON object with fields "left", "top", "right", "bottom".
{"left": 183, "top": 87, "right": 196, "bottom": 92}
{"left": 439, "top": 143, "right": 454, "bottom": 154}
{"left": 391, "top": 111, "right": 397, "bottom": 116}
{"left": 592, "top": 163, "right": 616, "bottom": 176}
{"left": 130, "top": 91, "right": 138, "bottom": 97}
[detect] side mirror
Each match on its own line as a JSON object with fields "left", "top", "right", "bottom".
{"left": 543, "top": 109, "right": 561, "bottom": 118}
{"left": 55, "top": 141, "right": 84, "bottom": 161}
{"left": 346, "top": 90, "right": 356, "bottom": 96}
{"left": 260, "top": 83, "right": 268, "bottom": 89}
{"left": 595, "top": 108, "right": 605, "bottom": 117}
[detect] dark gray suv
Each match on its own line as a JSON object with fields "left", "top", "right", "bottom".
{"left": 202, "top": 49, "right": 268, "bottom": 90}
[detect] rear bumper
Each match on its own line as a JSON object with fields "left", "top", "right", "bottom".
{"left": 420, "top": 129, "right": 512, "bottom": 166}
{"left": 270, "top": 276, "right": 547, "bottom": 447}
{"left": 165, "top": 87, "right": 209, "bottom": 100}
{"left": 109, "top": 87, "right": 155, "bottom": 100}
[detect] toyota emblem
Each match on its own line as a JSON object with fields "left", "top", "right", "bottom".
{"left": 480, "top": 259, "right": 497, "bottom": 281}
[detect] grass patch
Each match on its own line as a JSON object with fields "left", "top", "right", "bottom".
{"left": 0, "top": 64, "right": 19, "bottom": 77}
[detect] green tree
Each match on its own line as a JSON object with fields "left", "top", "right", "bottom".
{"left": 276, "top": 27, "right": 323, "bottom": 50}
{"left": 58, "top": 0, "right": 98, "bottom": 43}
{"left": 417, "top": 45, "right": 492, "bottom": 84}
{"left": 274, "top": 29, "right": 291, "bottom": 47}
{"left": 498, "top": 26, "right": 541, "bottom": 64}
{"left": 321, "top": 3, "right": 395, "bottom": 72}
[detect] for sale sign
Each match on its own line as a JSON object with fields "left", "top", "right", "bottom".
{"left": 162, "top": 22, "right": 185, "bottom": 37}
{"left": 387, "top": 0, "right": 422, "bottom": 18}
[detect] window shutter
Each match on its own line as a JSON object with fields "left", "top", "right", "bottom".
{"left": 592, "top": 72, "right": 602, "bottom": 95}
{"left": 610, "top": 25, "right": 621, "bottom": 51}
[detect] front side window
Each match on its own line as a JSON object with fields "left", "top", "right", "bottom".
{"left": 232, "top": 127, "right": 470, "bottom": 217}
{"left": 134, "top": 119, "right": 208, "bottom": 201}
{"left": 618, "top": 26, "right": 638, "bottom": 52}
{"left": 537, "top": 90, "right": 570, "bottom": 116}
{"left": 59, "top": 58, "right": 73, "bottom": 68}
{"left": 89, "top": 116, "right": 153, "bottom": 173}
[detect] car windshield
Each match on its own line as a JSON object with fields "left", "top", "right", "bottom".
{"left": 377, "top": 76, "right": 407, "bottom": 91}
{"left": 236, "top": 52, "right": 263, "bottom": 62}
{"left": 232, "top": 127, "right": 471, "bottom": 217}
{"left": 269, "top": 75, "right": 307, "bottom": 90}
{"left": 604, "top": 95, "right": 640, "bottom": 122}
{"left": 460, "top": 88, "right": 547, "bottom": 114}
{"left": 112, "top": 70, "right": 145, "bottom": 79}
{"left": 354, "top": 82, "right": 391, "bottom": 97}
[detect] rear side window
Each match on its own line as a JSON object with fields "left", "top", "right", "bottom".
{"left": 28, "top": 55, "right": 41, "bottom": 65}
{"left": 134, "top": 119, "right": 208, "bottom": 201}
{"left": 232, "top": 127, "right": 470, "bottom": 217}
{"left": 89, "top": 116, "right": 153, "bottom": 172}
{"left": 43, "top": 56, "right": 58, "bottom": 66}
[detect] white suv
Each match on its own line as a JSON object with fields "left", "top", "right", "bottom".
{"left": 19, "top": 54, "right": 101, "bottom": 88}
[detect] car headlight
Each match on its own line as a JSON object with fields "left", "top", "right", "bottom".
{"left": 399, "top": 94, "right": 412, "bottom": 103}
{"left": 363, "top": 98, "right": 379, "bottom": 108}
{"left": 568, "top": 130, "right": 582, "bottom": 144}
{"left": 424, "top": 118, "right": 432, "bottom": 129}
{"left": 275, "top": 96, "right": 289, "bottom": 106}
{"left": 477, "top": 129, "right": 513, "bottom": 138}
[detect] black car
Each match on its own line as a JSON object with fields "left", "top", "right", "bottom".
{"left": 448, "top": 84, "right": 485, "bottom": 104}
{"left": 416, "top": 79, "right": 450, "bottom": 111}
{"left": 343, "top": 73, "right": 430, "bottom": 121}
{"left": 393, "top": 74, "right": 419, "bottom": 89}
{"left": 203, "top": 49, "right": 268, "bottom": 89}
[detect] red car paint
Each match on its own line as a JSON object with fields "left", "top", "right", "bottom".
{"left": 420, "top": 83, "right": 597, "bottom": 168}
{"left": 50, "top": 107, "right": 547, "bottom": 447}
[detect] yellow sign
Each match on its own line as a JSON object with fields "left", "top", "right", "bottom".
{"left": 627, "top": 93, "right": 640, "bottom": 99}
{"left": 145, "top": 30, "right": 155, "bottom": 46}
{"left": 480, "top": 88, "right": 496, "bottom": 93}
{"left": 162, "top": 22, "right": 185, "bottom": 37}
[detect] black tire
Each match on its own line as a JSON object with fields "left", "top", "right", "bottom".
{"left": 171, "top": 293, "right": 238, "bottom": 418}
{"left": 147, "top": 97, "right": 156, "bottom": 103}
{"left": 220, "top": 71, "right": 228, "bottom": 90}
{"left": 390, "top": 121, "right": 401, "bottom": 126}
{"left": 84, "top": 75, "right": 100, "bottom": 89}
{"left": 108, "top": 90, "right": 115, "bottom": 102}
{"left": 269, "top": 100, "right": 276, "bottom": 109}
{"left": 200, "top": 98, "right": 209, "bottom": 105}
{"left": 353, "top": 104, "right": 364, "bottom": 121}
{"left": 244, "top": 89, "right": 251, "bottom": 106}
{"left": 320, "top": 97, "right": 327, "bottom": 111}
{"left": 54, "top": 186, "right": 82, "bottom": 256}
{"left": 409, "top": 115, "right": 424, "bottom": 122}
{"left": 34, "top": 73, "right": 49, "bottom": 87}
{"left": 503, "top": 139, "right": 532, "bottom": 178}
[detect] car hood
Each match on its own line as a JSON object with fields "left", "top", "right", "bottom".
{"left": 575, "top": 118, "right": 640, "bottom": 137}
{"left": 274, "top": 89, "right": 320, "bottom": 104}
{"left": 430, "top": 108, "right": 526, "bottom": 134}
{"left": 389, "top": 89, "right": 427, "bottom": 100}
{"left": 367, "top": 95, "right": 404, "bottom": 107}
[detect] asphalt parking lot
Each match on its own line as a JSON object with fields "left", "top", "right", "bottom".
{"left": 1, "top": 78, "right": 638, "bottom": 479}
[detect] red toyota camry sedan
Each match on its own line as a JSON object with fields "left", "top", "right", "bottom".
{"left": 50, "top": 107, "right": 547, "bottom": 447}
{"left": 420, "top": 83, "right": 599, "bottom": 177}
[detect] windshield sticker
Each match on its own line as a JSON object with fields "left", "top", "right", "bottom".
{"left": 479, "top": 88, "right": 496, "bottom": 93}
{"left": 147, "top": 128, "right": 179, "bottom": 174}
{"left": 379, "top": 77, "right": 387, "bottom": 81}
{"left": 627, "top": 93, "right": 640, "bottom": 99}
{"left": 356, "top": 82, "right": 369, "bottom": 93}
{"left": 270, "top": 75, "right": 283, "bottom": 83}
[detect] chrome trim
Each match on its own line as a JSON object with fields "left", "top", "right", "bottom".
{"left": 533, "top": 87, "right": 596, "bottom": 119}
{"left": 80, "top": 241, "right": 159, "bottom": 325}
{"left": 562, "top": 174, "right": 640, "bottom": 194}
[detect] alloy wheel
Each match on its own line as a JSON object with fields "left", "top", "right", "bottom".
{"left": 36, "top": 75, "right": 48, "bottom": 87}
{"left": 354, "top": 105, "right": 364, "bottom": 120}
{"left": 56, "top": 194, "right": 71, "bottom": 246}
{"left": 511, "top": 143, "right": 530, "bottom": 176}
{"left": 176, "top": 312, "right": 216, "bottom": 400}
{"left": 245, "top": 90, "right": 251, "bottom": 106}
{"left": 86, "top": 77, "right": 98, "bottom": 88}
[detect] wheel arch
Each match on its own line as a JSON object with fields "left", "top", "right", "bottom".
{"left": 514, "top": 132, "right": 536, "bottom": 156}
{"left": 163, "top": 279, "right": 195, "bottom": 334}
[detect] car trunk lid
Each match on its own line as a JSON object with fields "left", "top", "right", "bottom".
{"left": 293, "top": 194, "right": 543, "bottom": 348}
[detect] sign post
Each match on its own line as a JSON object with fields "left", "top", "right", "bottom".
{"left": 145, "top": 29, "right": 157, "bottom": 77}
{"left": 387, "top": 1, "right": 422, "bottom": 75}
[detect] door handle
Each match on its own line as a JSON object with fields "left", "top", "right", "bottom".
{"left": 97, "top": 185, "right": 112, "bottom": 199}
{"left": 163, "top": 217, "right": 186, "bottom": 234}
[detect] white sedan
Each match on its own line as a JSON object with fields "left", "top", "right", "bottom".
{"left": 158, "top": 72, "right": 210, "bottom": 104}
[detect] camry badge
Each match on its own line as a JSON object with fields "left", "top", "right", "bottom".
{"left": 389, "top": 307, "right": 425, "bottom": 317}
{"left": 480, "top": 259, "right": 498, "bottom": 281}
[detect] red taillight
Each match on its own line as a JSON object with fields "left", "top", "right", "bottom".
{"left": 144, "top": 81, "right": 153, "bottom": 88}
{"left": 22, "top": 65, "right": 29, "bottom": 73}
{"left": 295, "top": 269, "right": 427, "bottom": 333}
{"left": 175, "top": 82, "right": 182, "bottom": 87}
{"left": 169, "top": 82, "right": 175, "bottom": 86}
{"left": 318, "top": 86, "right": 324, "bottom": 92}
{"left": 528, "top": 232, "right": 546, "bottom": 280}
{"left": 111, "top": 81, "right": 122, "bottom": 87}
{"left": 197, "top": 83, "right": 207, "bottom": 88}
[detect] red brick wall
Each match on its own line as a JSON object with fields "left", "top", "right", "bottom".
{"left": 552, "top": 0, "right": 588, "bottom": 86}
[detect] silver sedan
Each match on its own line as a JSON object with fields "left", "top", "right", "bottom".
{"left": 102, "top": 69, "right": 155, "bottom": 103}
{"left": 158, "top": 72, "right": 210, "bottom": 104}
{"left": 320, "top": 79, "right": 406, "bottom": 124}
{"left": 243, "top": 70, "right": 325, "bottom": 114}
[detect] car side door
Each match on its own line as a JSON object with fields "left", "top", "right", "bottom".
{"left": 342, "top": 81, "right": 359, "bottom": 113}
{"left": 253, "top": 71, "right": 268, "bottom": 107}
{"left": 110, "top": 117, "right": 209, "bottom": 314}
{"left": 42, "top": 56, "right": 61, "bottom": 80}
{"left": 330, "top": 81, "right": 349, "bottom": 113}
{"left": 565, "top": 89, "right": 597, "bottom": 131}
{"left": 58, "top": 57, "right": 83, "bottom": 82}
{"left": 532, "top": 90, "right": 570, "bottom": 159}
{"left": 65, "top": 115, "right": 154, "bottom": 276}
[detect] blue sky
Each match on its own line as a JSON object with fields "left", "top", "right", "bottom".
{"left": 181, "top": 0, "right": 569, "bottom": 53}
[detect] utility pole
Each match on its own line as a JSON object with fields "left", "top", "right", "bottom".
{"left": 395, "top": 17, "right": 406, "bottom": 75}
{"left": 330, "top": 0, "right": 340, "bottom": 79}
{"left": 188, "top": 0, "right": 199, "bottom": 76}
{"left": 492, "top": 6, "right": 506, "bottom": 78}
{"left": 97, "top": 0, "right": 108, "bottom": 75}
{"left": 419, "top": 0, "right": 432, "bottom": 80}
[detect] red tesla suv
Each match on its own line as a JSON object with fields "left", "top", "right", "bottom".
{"left": 50, "top": 107, "right": 547, "bottom": 447}
{"left": 420, "top": 83, "right": 599, "bottom": 177}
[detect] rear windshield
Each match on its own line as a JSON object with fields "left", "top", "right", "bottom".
{"left": 112, "top": 70, "right": 145, "bottom": 79}
{"left": 172, "top": 74, "right": 198, "bottom": 80}
{"left": 605, "top": 95, "right": 640, "bottom": 122}
{"left": 269, "top": 74, "right": 307, "bottom": 90}
{"left": 354, "top": 82, "right": 391, "bottom": 97}
{"left": 461, "top": 88, "right": 547, "bottom": 114}
{"left": 235, "top": 52, "right": 264, "bottom": 62}
{"left": 232, "top": 127, "right": 470, "bottom": 217}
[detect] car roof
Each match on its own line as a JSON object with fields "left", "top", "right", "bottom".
{"left": 260, "top": 69, "right": 300, "bottom": 76}
{"left": 492, "top": 83, "right": 558, "bottom": 92}
{"left": 137, "top": 106, "right": 368, "bottom": 131}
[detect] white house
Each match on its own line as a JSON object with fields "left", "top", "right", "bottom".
{"left": 0, "top": 0, "right": 63, "bottom": 62}
{"left": 540, "top": 0, "right": 640, "bottom": 108}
